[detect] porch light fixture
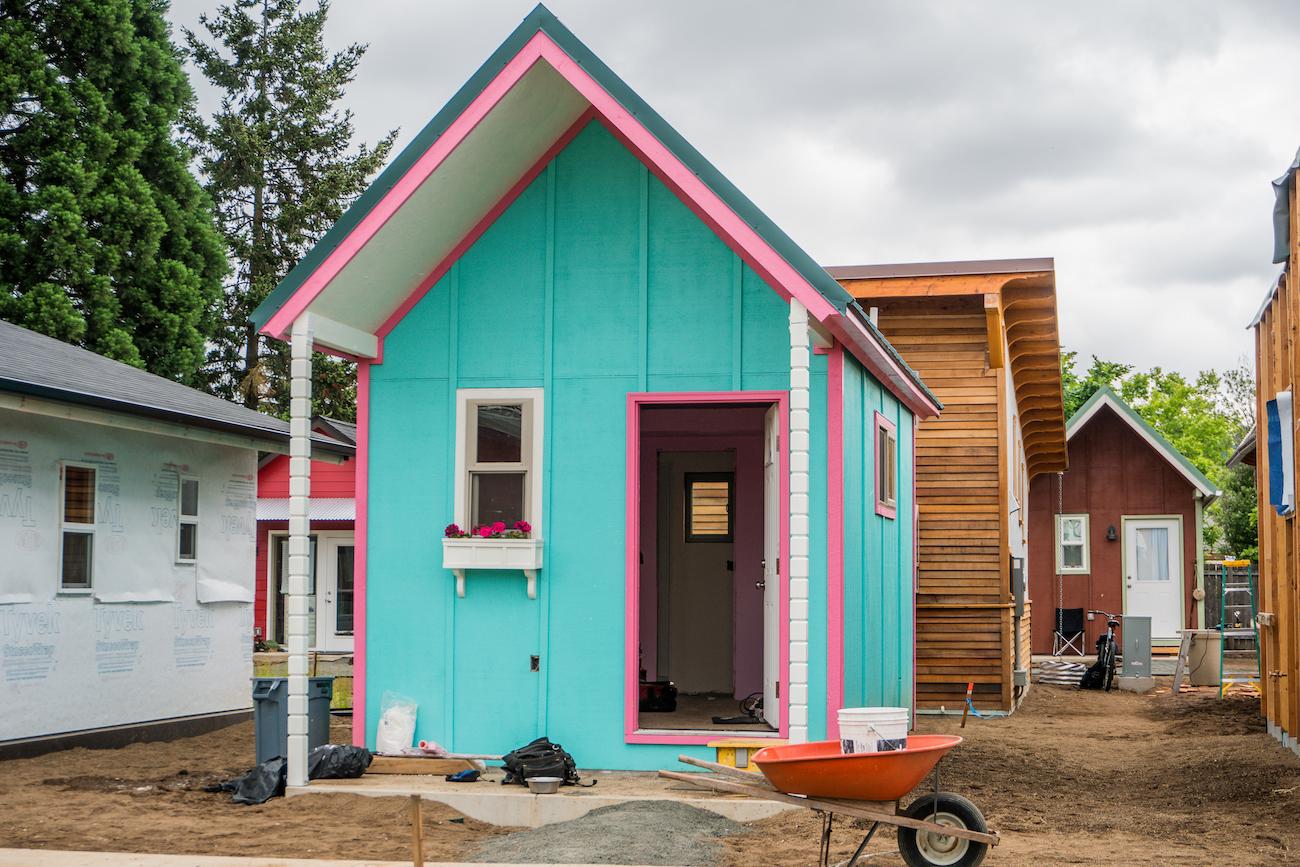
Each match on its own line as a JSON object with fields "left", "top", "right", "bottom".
{"left": 1106, "top": 525, "right": 1117, "bottom": 541}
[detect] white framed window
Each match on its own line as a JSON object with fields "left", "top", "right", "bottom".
{"left": 59, "top": 462, "right": 96, "bottom": 591}
{"left": 177, "top": 476, "right": 199, "bottom": 563}
{"left": 1056, "top": 514, "right": 1090, "bottom": 574}
{"left": 453, "top": 388, "right": 544, "bottom": 535}
{"left": 874, "top": 411, "right": 898, "bottom": 518}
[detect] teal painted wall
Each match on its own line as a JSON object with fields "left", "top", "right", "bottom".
{"left": 841, "top": 354, "right": 916, "bottom": 713}
{"left": 367, "top": 120, "right": 905, "bottom": 768}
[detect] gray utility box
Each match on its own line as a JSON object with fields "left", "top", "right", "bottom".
{"left": 1121, "top": 616, "right": 1152, "bottom": 678}
{"left": 252, "top": 676, "right": 333, "bottom": 765}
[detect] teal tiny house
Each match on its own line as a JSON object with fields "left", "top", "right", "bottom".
{"left": 251, "top": 6, "right": 940, "bottom": 777}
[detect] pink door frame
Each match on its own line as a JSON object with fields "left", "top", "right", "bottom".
{"left": 624, "top": 391, "right": 790, "bottom": 744}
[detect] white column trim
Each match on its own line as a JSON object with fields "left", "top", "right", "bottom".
{"left": 286, "top": 318, "right": 314, "bottom": 788}
{"left": 788, "top": 298, "right": 811, "bottom": 743}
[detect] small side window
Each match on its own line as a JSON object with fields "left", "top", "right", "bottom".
{"left": 685, "top": 473, "right": 734, "bottom": 542}
{"left": 60, "top": 464, "right": 96, "bottom": 590}
{"left": 875, "top": 412, "right": 898, "bottom": 519}
{"left": 1056, "top": 514, "right": 1090, "bottom": 574}
{"left": 178, "top": 477, "right": 199, "bottom": 563}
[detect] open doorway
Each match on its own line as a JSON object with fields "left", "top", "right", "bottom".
{"left": 632, "top": 399, "right": 783, "bottom": 737}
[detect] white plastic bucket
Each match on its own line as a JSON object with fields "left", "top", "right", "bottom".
{"left": 838, "top": 706, "right": 909, "bottom": 754}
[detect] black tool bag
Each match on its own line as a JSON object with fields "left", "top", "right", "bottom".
{"left": 500, "top": 737, "right": 589, "bottom": 786}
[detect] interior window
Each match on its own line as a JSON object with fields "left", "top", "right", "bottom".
{"left": 685, "top": 473, "right": 734, "bottom": 541}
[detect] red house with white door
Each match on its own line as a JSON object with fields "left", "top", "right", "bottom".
{"left": 255, "top": 417, "right": 357, "bottom": 653}
{"left": 1027, "top": 387, "right": 1219, "bottom": 653}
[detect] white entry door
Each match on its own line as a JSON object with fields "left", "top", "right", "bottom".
{"left": 315, "top": 534, "right": 356, "bottom": 652}
{"left": 761, "top": 405, "right": 781, "bottom": 729}
{"left": 1124, "top": 518, "right": 1183, "bottom": 641}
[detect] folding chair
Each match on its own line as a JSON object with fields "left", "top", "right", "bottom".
{"left": 1053, "top": 607, "right": 1086, "bottom": 656}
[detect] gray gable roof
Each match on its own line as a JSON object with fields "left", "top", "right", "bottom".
{"left": 0, "top": 318, "right": 353, "bottom": 457}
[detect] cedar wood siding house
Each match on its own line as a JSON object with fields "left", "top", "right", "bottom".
{"left": 830, "top": 261, "right": 1068, "bottom": 713}
{"left": 1027, "top": 387, "right": 1218, "bottom": 655}
{"left": 246, "top": 5, "right": 941, "bottom": 774}
{"left": 1250, "top": 147, "right": 1300, "bottom": 755}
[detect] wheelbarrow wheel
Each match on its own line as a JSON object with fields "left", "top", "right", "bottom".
{"left": 897, "top": 792, "right": 989, "bottom": 867}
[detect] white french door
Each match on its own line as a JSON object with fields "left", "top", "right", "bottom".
{"left": 315, "top": 533, "right": 356, "bottom": 653}
{"left": 761, "top": 405, "right": 781, "bottom": 729}
{"left": 1123, "top": 518, "right": 1183, "bottom": 641}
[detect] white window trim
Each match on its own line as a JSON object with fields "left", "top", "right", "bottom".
{"left": 1056, "top": 513, "right": 1090, "bottom": 574}
{"left": 176, "top": 475, "right": 199, "bottom": 564}
{"left": 453, "top": 388, "right": 544, "bottom": 538}
{"left": 58, "top": 461, "right": 97, "bottom": 593}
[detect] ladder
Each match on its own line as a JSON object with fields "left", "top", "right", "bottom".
{"left": 1218, "top": 559, "right": 1261, "bottom": 697}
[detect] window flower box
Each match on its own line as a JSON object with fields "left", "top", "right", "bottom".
{"left": 442, "top": 537, "right": 543, "bottom": 599}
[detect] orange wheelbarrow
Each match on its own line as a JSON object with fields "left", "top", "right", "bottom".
{"left": 659, "top": 735, "right": 997, "bottom": 867}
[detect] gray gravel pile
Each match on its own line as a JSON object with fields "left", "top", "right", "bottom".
{"left": 469, "top": 800, "right": 747, "bottom": 865}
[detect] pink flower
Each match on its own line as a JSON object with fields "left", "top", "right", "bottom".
{"left": 492, "top": 521, "right": 506, "bottom": 533}
{"left": 514, "top": 520, "right": 532, "bottom": 535}
{"left": 444, "top": 523, "right": 462, "bottom": 538}
{"left": 476, "top": 525, "right": 495, "bottom": 538}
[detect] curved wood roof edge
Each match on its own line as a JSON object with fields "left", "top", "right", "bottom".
{"left": 833, "top": 264, "right": 1067, "bottom": 468}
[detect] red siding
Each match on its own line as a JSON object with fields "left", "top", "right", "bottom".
{"left": 1028, "top": 405, "right": 1200, "bottom": 654}
{"left": 255, "top": 453, "right": 356, "bottom": 640}
{"left": 258, "top": 453, "right": 356, "bottom": 498}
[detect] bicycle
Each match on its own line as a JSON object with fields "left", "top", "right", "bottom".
{"left": 1081, "top": 609, "right": 1120, "bottom": 692}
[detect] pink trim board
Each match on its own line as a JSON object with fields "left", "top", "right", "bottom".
{"left": 624, "top": 392, "right": 789, "bottom": 745}
{"left": 825, "top": 343, "right": 845, "bottom": 740}
{"left": 351, "top": 361, "right": 370, "bottom": 747}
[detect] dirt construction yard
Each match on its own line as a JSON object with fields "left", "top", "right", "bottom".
{"left": 2, "top": 684, "right": 1299, "bottom": 865}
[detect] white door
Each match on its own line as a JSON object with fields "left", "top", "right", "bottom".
{"left": 315, "top": 534, "right": 356, "bottom": 652}
{"left": 1124, "top": 518, "right": 1182, "bottom": 641}
{"left": 761, "top": 405, "right": 781, "bottom": 729}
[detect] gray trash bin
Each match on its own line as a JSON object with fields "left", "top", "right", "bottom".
{"left": 252, "top": 676, "right": 333, "bottom": 765}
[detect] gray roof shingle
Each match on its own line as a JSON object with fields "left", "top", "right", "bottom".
{"left": 0, "top": 318, "right": 353, "bottom": 457}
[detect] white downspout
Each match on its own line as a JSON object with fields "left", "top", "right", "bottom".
{"left": 286, "top": 318, "right": 314, "bottom": 788}
{"left": 788, "top": 298, "right": 811, "bottom": 743}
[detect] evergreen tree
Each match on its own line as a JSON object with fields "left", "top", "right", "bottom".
{"left": 185, "top": 0, "right": 396, "bottom": 418}
{"left": 0, "top": 0, "right": 227, "bottom": 382}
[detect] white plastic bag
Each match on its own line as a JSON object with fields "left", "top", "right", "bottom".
{"left": 375, "top": 692, "right": 418, "bottom": 755}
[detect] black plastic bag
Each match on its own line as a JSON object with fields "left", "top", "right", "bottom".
{"left": 229, "top": 756, "right": 286, "bottom": 805}
{"left": 308, "top": 744, "right": 372, "bottom": 779}
{"left": 209, "top": 745, "right": 372, "bottom": 806}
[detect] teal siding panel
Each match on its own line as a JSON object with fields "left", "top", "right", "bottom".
{"left": 840, "top": 360, "right": 865, "bottom": 709}
{"left": 375, "top": 274, "right": 450, "bottom": 383}
{"left": 365, "top": 377, "right": 450, "bottom": 743}
{"left": 552, "top": 124, "right": 640, "bottom": 380}
{"left": 646, "top": 181, "right": 733, "bottom": 379}
{"left": 456, "top": 176, "right": 547, "bottom": 384}
{"left": 840, "top": 355, "right": 917, "bottom": 712}
{"left": 807, "top": 355, "right": 828, "bottom": 740}
{"left": 741, "top": 266, "right": 788, "bottom": 383}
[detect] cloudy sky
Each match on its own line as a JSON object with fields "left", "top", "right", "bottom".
{"left": 167, "top": 1, "right": 1300, "bottom": 377}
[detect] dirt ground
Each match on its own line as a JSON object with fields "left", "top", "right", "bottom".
{"left": 2, "top": 686, "right": 1299, "bottom": 865}
{"left": 723, "top": 685, "right": 1300, "bottom": 866}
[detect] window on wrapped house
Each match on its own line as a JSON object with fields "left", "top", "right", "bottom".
{"left": 60, "top": 464, "right": 96, "bottom": 590}
{"left": 178, "top": 477, "right": 199, "bottom": 562}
